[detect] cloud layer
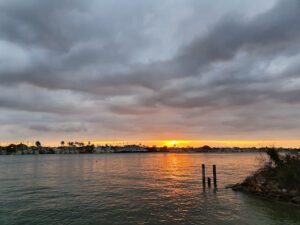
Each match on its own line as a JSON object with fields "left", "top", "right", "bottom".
{"left": 1, "top": 0, "right": 300, "bottom": 144}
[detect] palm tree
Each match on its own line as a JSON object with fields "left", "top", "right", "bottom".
{"left": 35, "top": 141, "right": 41, "bottom": 147}
{"left": 61, "top": 141, "right": 65, "bottom": 146}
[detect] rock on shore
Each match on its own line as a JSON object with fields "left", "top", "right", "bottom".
{"left": 231, "top": 169, "right": 300, "bottom": 204}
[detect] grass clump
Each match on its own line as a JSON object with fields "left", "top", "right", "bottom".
{"left": 266, "top": 149, "right": 300, "bottom": 191}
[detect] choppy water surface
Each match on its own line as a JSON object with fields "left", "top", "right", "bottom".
{"left": 0, "top": 153, "right": 299, "bottom": 225}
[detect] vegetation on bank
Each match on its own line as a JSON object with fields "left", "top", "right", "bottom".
{"left": 0, "top": 141, "right": 95, "bottom": 154}
{"left": 1, "top": 142, "right": 300, "bottom": 155}
{"left": 265, "top": 149, "right": 300, "bottom": 191}
{"left": 232, "top": 149, "right": 300, "bottom": 204}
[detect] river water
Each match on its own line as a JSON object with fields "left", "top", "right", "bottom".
{"left": 0, "top": 153, "right": 299, "bottom": 225}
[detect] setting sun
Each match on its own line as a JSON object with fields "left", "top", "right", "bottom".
{"left": 164, "top": 140, "right": 191, "bottom": 147}
{"left": 168, "top": 141, "right": 179, "bottom": 146}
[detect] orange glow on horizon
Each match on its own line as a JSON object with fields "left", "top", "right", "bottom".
{"left": 164, "top": 140, "right": 187, "bottom": 147}
{"left": 2, "top": 139, "right": 300, "bottom": 148}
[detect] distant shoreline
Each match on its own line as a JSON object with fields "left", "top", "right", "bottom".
{"left": 1, "top": 143, "right": 299, "bottom": 155}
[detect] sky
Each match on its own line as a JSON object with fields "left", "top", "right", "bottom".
{"left": 1, "top": 0, "right": 300, "bottom": 147}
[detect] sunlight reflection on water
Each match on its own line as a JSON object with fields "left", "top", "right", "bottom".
{"left": 0, "top": 153, "right": 299, "bottom": 225}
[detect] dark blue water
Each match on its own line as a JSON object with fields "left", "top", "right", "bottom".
{"left": 0, "top": 153, "right": 299, "bottom": 225}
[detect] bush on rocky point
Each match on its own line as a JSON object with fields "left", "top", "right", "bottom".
{"left": 265, "top": 149, "right": 300, "bottom": 191}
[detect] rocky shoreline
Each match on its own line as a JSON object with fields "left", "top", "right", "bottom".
{"left": 230, "top": 149, "right": 300, "bottom": 205}
{"left": 230, "top": 172, "right": 300, "bottom": 205}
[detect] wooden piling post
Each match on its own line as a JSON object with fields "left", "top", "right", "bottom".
{"left": 202, "top": 164, "right": 206, "bottom": 187}
{"left": 213, "top": 165, "right": 217, "bottom": 188}
{"left": 207, "top": 177, "right": 211, "bottom": 188}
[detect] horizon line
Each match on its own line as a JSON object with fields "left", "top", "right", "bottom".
{"left": 1, "top": 139, "right": 300, "bottom": 148}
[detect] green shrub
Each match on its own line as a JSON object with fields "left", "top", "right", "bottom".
{"left": 266, "top": 149, "right": 300, "bottom": 190}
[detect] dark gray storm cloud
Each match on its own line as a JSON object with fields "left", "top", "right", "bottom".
{"left": 1, "top": 0, "right": 300, "bottom": 143}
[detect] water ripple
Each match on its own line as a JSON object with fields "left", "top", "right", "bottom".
{"left": 0, "top": 153, "right": 299, "bottom": 225}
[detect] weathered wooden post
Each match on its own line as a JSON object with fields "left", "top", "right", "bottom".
{"left": 207, "top": 177, "right": 211, "bottom": 188}
{"left": 213, "top": 165, "right": 217, "bottom": 188}
{"left": 202, "top": 164, "right": 206, "bottom": 187}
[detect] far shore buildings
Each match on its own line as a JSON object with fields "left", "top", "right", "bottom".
{"left": 0, "top": 143, "right": 299, "bottom": 155}
{"left": 0, "top": 144, "right": 148, "bottom": 155}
